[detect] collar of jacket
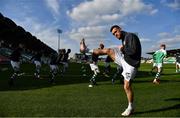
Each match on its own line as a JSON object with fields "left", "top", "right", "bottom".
{"left": 120, "top": 31, "right": 126, "bottom": 41}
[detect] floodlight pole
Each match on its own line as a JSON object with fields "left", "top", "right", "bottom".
{"left": 57, "top": 29, "right": 62, "bottom": 52}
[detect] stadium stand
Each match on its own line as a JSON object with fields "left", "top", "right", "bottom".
{"left": 0, "top": 12, "right": 56, "bottom": 61}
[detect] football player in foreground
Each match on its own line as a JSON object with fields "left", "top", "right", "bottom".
{"left": 80, "top": 25, "right": 141, "bottom": 116}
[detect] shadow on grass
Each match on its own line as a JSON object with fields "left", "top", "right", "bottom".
{"left": 134, "top": 70, "right": 180, "bottom": 84}
{"left": 0, "top": 74, "right": 89, "bottom": 91}
{"left": 165, "top": 98, "right": 180, "bottom": 102}
{"left": 0, "top": 66, "right": 146, "bottom": 91}
{"left": 136, "top": 71, "right": 153, "bottom": 78}
{"left": 0, "top": 62, "right": 179, "bottom": 91}
{"left": 137, "top": 70, "right": 180, "bottom": 77}
{"left": 134, "top": 79, "right": 168, "bottom": 83}
{"left": 0, "top": 72, "right": 117, "bottom": 91}
{"left": 134, "top": 97, "right": 180, "bottom": 115}
{"left": 133, "top": 79, "right": 180, "bottom": 84}
{"left": 0, "top": 72, "right": 179, "bottom": 91}
{"left": 134, "top": 103, "right": 180, "bottom": 115}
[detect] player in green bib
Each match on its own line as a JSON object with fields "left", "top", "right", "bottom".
{"left": 175, "top": 52, "right": 180, "bottom": 73}
{"left": 152, "top": 44, "right": 167, "bottom": 84}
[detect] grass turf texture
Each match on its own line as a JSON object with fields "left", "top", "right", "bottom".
{"left": 0, "top": 62, "right": 179, "bottom": 117}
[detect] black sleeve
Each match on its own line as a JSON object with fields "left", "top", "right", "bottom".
{"left": 122, "top": 33, "right": 139, "bottom": 56}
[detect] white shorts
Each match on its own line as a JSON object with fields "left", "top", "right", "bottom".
{"left": 50, "top": 65, "right": 58, "bottom": 71}
{"left": 34, "top": 61, "right": 41, "bottom": 67}
{"left": 62, "top": 62, "right": 68, "bottom": 68}
{"left": 153, "top": 63, "right": 162, "bottom": 68}
{"left": 11, "top": 61, "right": 20, "bottom": 70}
{"left": 90, "top": 63, "right": 100, "bottom": 73}
{"left": 113, "top": 48, "right": 137, "bottom": 81}
{"left": 176, "top": 62, "right": 180, "bottom": 66}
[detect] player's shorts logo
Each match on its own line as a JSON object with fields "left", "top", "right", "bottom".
{"left": 125, "top": 73, "right": 131, "bottom": 79}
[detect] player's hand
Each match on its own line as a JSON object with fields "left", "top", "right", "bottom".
{"left": 118, "top": 45, "right": 123, "bottom": 51}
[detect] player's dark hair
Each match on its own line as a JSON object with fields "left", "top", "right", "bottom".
{"left": 67, "top": 49, "right": 71, "bottom": 53}
{"left": 110, "top": 25, "right": 121, "bottom": 32}
{"left": 99, "top": 43, "right": 104, "bottom": 49}
{"left": 160, "top": 44, "right": 166, "bottom": 49}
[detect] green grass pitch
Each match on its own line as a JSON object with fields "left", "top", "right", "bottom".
{"left": 0, "top": 62, "right": 179, "bottom": 117}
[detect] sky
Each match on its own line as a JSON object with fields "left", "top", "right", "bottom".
{"left": 0, "top": 0, "right": 179, "bottom": 58}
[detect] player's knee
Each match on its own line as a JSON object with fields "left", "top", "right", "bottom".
{"left": 124, "top": 82, "right": 131, "bottom": 91}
